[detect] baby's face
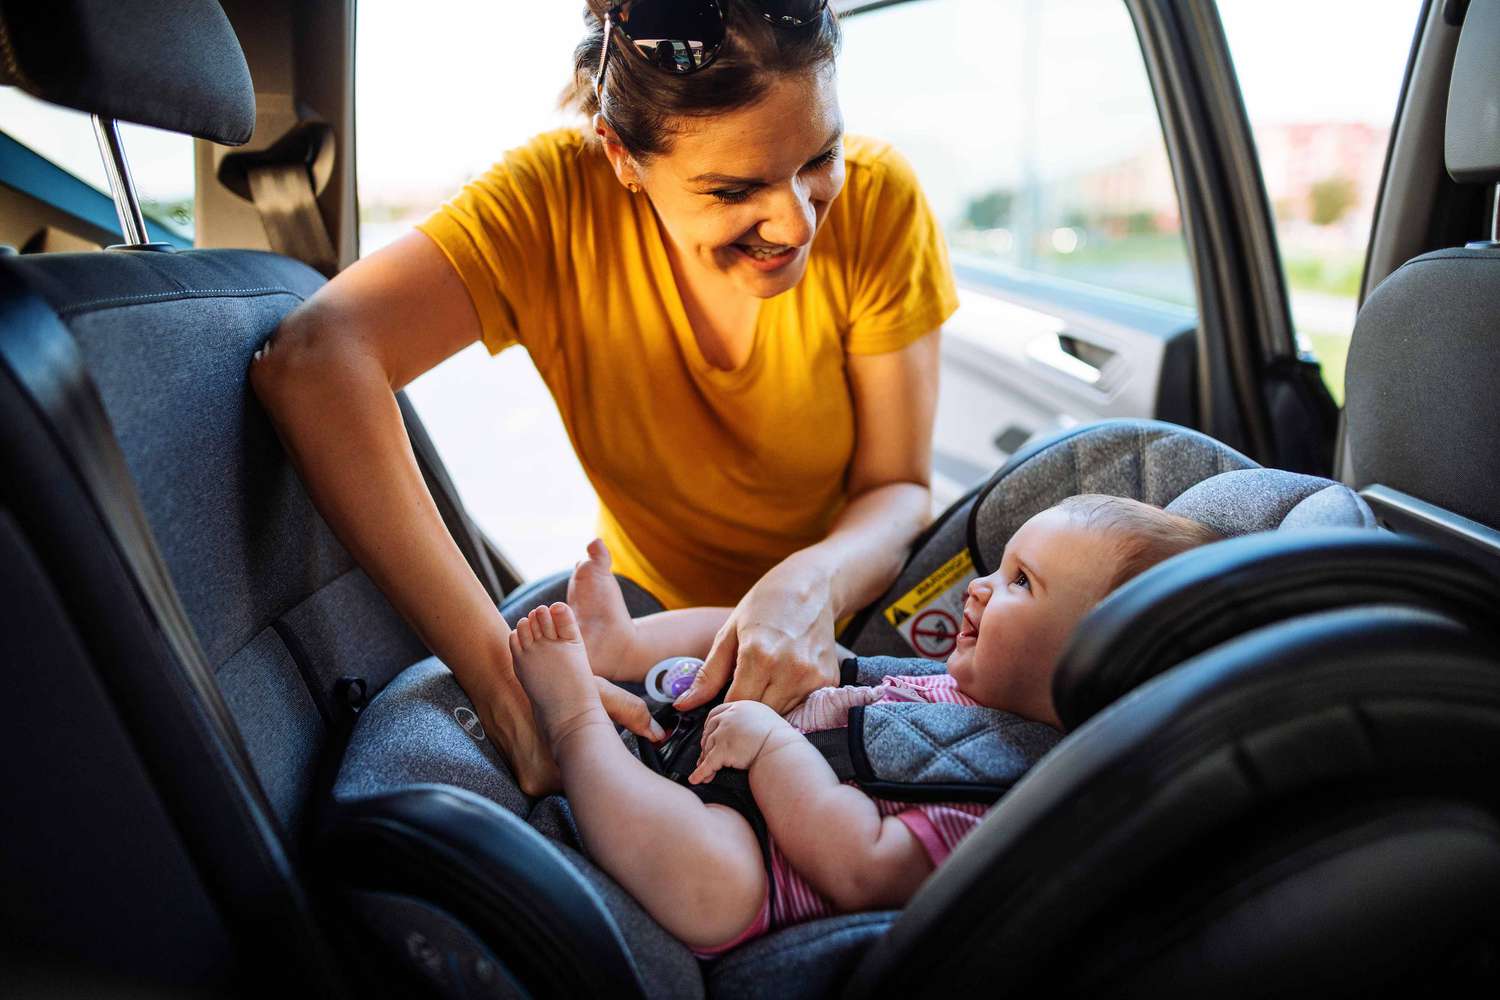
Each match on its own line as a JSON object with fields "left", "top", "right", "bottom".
{"left": 945, "top": 509, "right": 1114, "bottom": 726}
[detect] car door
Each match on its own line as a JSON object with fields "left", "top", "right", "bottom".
{"left": 834, "top": 0, "right": 1380, "bottom": 494}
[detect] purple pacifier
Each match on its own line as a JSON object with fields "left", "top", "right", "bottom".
{"left": 644, "top": 656, "right": 704, "bottom": 708}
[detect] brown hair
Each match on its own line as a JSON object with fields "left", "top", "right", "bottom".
{"left": 1054, "top": 494, "right": 1224, "bottom": 594}
{"left": 561, "top": 1, "right": 842, "bottom": 160}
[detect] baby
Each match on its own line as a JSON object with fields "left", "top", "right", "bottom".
{"left": 510, "top": 495, "right": 1220, "bottom": 954}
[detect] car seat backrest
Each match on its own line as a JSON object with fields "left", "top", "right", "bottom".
{"left": 9, "top": 249, "right": 432, "bottom": 838}
{"left": 1345, "top": 0, "right": 1500, "bottom": 535}
{"left": 0, "top": 268, "right": 345, "bottom": 989}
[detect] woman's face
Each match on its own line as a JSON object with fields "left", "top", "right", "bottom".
{"left": 618, "top": 66, "right": 846, "bottom": 299}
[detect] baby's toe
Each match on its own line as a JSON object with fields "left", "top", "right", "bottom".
{"left": 550, "top": 602, "right": 581, "bottom": 641}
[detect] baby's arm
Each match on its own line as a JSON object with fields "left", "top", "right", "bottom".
{"left": 690, "top": 703, "right": 933, "bottom": 912}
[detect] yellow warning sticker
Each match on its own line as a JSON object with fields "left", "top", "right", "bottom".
{"left": 882, "top": 549, "right": 976, "bottom": 660}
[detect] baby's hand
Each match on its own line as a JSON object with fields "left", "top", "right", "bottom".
{"left": 688, "top": 701, "right": 796, "bottom": 784}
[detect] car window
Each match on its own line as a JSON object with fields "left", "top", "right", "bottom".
{"left": 837, "top": 0, "right": 1196, "bottom": 310}
{"left": 356, "top": 2, "right": 590, "bottom": 578}
{"left": 0, "top": 88, "right": 196, "bottom": 242}
{"left": 1217, "top": 0, "right": 1422, "bottom": 405}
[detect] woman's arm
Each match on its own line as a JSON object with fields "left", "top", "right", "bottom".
{"left": 676, "top": 330, "right": 941, "bottom": 713}
{"left": 251, "top": 230, "right": 653, "bottom": 795}
{"left": 690, "top": 703, "right": 933, "bottom": 911}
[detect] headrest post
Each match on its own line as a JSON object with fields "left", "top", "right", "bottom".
{"left": 91, "top": 115, "right": 149, "bottom": 246}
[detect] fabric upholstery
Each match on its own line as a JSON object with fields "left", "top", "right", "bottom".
{"left": 10, "top": 251, "right": 448, "bottom": 847}
{"left": 707, "top": 912, "right": 897, "bottom": 999}
{"left": 970, "top": 421, "right": 1256, "bottom": 571}
{"left": 1165, "top": 468, "right": 1375, "bottom": 537}
{"left": 215, "top": 627, "right": 326, "bottom": 836}
{"left": 0, "top": 0, "right": 256, "bottom": 144}
{"left": 278, "top": 567, "right": 430, "bottom": 718}
{"left": 860, "top": 703, "right": 1061, "bottom": 788}
{"left": 1345, "top": 248, "right": 1500, "bottom": 529}
{"left": 333, "top": 658, "right": 530, "bottom": 820}
{"left": 851, "top": 653, "right": 950, "bottom": 687}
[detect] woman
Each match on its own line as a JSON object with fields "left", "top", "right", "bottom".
{"left": 252, "top": 0, "right": 958, "bottom": 796}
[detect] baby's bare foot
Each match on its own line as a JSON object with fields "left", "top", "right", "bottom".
{"left": 510, "top": 603, "right": 612, "bottom": 754}
{"left": 567, "top": 539, "right": 638, "bottom": 681}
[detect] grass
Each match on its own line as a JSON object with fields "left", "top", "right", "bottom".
{"left": 1303, "top": 331, "right": 1351, "bottom": 407}
{"left": 1283, "top": 255, "right": 1364, "bottom": 299}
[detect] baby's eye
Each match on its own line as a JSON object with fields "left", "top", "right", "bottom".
{"left": 1012, "top": 569, "right": 1029, "bottom": 590}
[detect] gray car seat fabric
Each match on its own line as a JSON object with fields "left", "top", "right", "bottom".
{"left": 332, "top": 658, "right": 531, "bottom": 818}
{"left": 1345, "top": 248, "right": 1500, "bottom": 530}
{"left": 9, "top": 250, "right": 434, "bottom": 839}
{"left": 858, "top": 703, "right": 1061, "bottom": 790}
{"left": 1165, "top": 467, "right": 1377, "bottom": 536}
{"left": 707, "top": 912, "right": 898, "bottom": 999}
{"left": 969, "top": 420, "right": 1256, "bottom": 568}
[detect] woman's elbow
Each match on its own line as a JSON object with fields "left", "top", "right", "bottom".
{"left": 250, "top": 304, "right": 343, "bottom": 412}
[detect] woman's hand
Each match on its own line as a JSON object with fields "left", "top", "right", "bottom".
{"left": 689, "top": 701, "right": 799, "bottom": 784}
{"left": 674, "top": 554, "right": 840, "bottom": 715}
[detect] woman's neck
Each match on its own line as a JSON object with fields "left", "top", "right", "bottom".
{"left": 663, "top": 238, "right": 762, "bottom": 372}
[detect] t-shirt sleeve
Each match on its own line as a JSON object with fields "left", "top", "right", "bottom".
{"left": 844, "top": 145, "right": 960, "bottom": 356}
{"left": 416, "top": 132, "right": 572, "bottom": 357}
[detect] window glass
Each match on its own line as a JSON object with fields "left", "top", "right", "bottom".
{"left": 0, "top": 88, "right": 195, "bottom": 240}
{"left": 356, "top": 2, "right": 589, "bottom": 578}
{"left": 838, "top": 0, "right": 1195, "bottom": 308}
{"left": 1218, "top": 0, "right": 1421, "bottom": 404}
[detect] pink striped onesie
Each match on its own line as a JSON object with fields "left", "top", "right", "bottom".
{"left": 697, "top": 673, "right": 990, "bottom": 956}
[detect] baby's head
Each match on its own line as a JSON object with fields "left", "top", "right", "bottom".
{"left": 945, "top": 495, "right": 1221, "bottom": 727}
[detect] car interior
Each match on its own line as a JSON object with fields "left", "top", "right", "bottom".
{"left": 4, "top": 0, "right": 1500, "bottom": 996}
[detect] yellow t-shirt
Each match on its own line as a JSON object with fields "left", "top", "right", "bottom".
{"left": 419, "top": 128, "right": 958, "bottom": 609}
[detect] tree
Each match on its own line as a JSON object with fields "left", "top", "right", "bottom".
{"left": 964, "top": 188, "right": 1015, "bottom": 230}
{"left": 1309, "top": 176, "right": 1357, "bottom": 226}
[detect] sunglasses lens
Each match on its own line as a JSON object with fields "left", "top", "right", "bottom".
{"left": 758, "top": 0, "right": 829, "bottom": 26}
{"left": 622, "top": 1, "right": 726, "bottom": 73}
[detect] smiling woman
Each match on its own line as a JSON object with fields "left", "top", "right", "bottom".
{"left": 252, "top": 0, "right": 957, "bottom": 795}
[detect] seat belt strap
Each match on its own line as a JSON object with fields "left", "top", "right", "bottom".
{"left": 245, "top": 161, "right": 338, "bottom": 277}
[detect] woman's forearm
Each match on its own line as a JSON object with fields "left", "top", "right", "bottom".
{"left": 796, "top": 480, "right": 931, "bottom": 619}
{"left": 251, "top": 310, "right": 514, "bottom": 720}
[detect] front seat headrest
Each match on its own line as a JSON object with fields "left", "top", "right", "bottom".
{"left": 1447, "top": 0, "right": 1500, "bottom": 183}
{"left": 0, "top": 0, "right": 255, "bottom": 146}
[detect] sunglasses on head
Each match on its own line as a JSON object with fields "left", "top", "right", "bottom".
{"left": 594, "top": 0, "right": 831, "bottom": 100}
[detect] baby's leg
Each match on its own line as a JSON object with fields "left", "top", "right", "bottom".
{"left": 511, "top": 602, "right": 766, "bottom": 949}
{"left": 568, "top": 539, "right": 731, "bottom": 682}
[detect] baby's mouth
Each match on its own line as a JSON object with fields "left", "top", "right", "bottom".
{"left": 958, "top": 609, "right": 978, "bottom": 640}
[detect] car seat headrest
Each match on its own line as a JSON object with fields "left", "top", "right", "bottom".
{"left": 1164, "top": 468, "right": 1376, "bottom": 536}
{"left": 0, "top": 0, "right": 255, "bottom": 145}
{"left": 970, "top": 420, "right": 1256, "bottom": 573}
{"left": 1447, "top": 0, "right": 1500, "bottom": 183}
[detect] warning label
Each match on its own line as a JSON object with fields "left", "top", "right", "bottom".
{"left": 883, "top": 550, "right": 976, "bottom": 660}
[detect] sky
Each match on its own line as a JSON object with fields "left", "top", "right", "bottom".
{"left": 0, "top": 0, "right": 1423, "bottom": 219}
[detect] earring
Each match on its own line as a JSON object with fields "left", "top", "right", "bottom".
{"left": 627, "top": 182, "right": 641, "bottom": 194}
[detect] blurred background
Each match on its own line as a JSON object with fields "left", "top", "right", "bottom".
{"left": 0, "top": 0, "right": 1421, "bottom": 579}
